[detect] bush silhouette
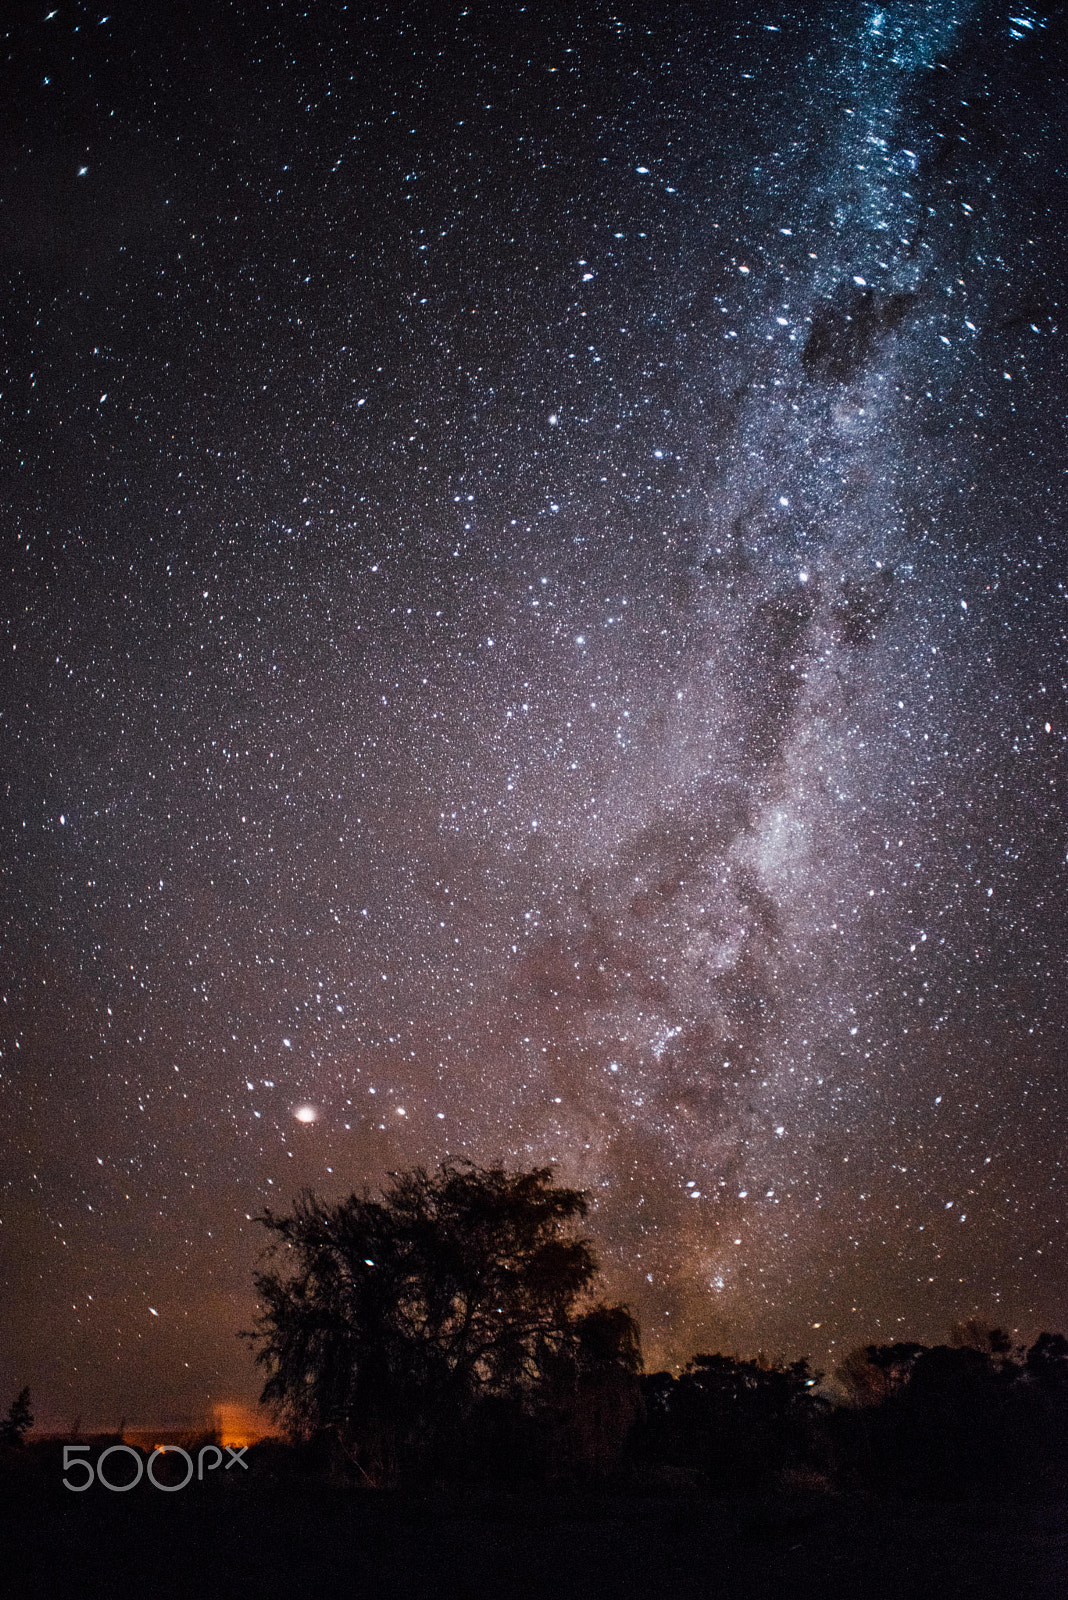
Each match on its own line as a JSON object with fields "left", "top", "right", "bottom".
{"left": 0, "top": 1387, "right": 32, "bottom": 1448}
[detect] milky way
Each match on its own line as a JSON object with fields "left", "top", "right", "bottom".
{"left": 2, "top": 1, "right": 1066, "bottom": 1424}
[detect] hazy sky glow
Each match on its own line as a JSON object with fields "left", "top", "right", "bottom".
{"left": 2, "top": 0, "right": 1066, "bottom": 1428}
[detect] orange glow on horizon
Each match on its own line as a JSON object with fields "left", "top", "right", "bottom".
{"left": 209, "top": 1402, "right": 273, "bottom": 1448}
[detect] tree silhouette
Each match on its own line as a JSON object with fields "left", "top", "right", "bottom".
{"left": 827, "top": 1330, "right": 1068, "bottom": 1497}
{"left": 245, "top": 1162, "right": 638, "bottom": 1482}
{"left": 634, "top": 1353, "right": 824, "bottom": 1491}
{"left": 836, "top": 1342, "right": 926, "bottom": 1406}
{"left": 1, "top": 1387, "right": 33, "bottom": 1447}
{"left": 949, "top": 1319, "right": 1014, "bottom": 1358}
{"left": 1025, "top": 1331, "right": 1068, "bottom": 1390}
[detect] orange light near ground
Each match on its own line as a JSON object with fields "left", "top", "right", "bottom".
{"left": 210, "top": 1403, "right": 273, "bottom": 1449}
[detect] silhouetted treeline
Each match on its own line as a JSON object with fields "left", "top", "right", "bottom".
{"left": 821, "top": 1328, "right": 1068, "bottom": 1499}
{"left": 233, "top": 1327, "right": 1068, "bottom": 1498}
{"left": 632, "top": 1354, "right": 826, "bottom": 1494}
{"left": 240, "top": 1163, "right": 1068, "bottom": 1499}
{"left": 628, "top": 1330, "right": 1068, "bottom": 1500}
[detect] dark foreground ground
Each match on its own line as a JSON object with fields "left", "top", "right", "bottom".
{"left": 5, "top": 1460, "right": 1068, "bottom": 1600}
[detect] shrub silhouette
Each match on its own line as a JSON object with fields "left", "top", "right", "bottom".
{"left": 0, "top": 1387, "right": 33, "bottom": 1448}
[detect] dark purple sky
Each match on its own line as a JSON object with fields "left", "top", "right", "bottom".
{"left": 1, "top": 0, "right": 1066, "bottom": 1429}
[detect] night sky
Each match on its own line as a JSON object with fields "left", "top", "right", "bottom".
{"left": 2, "top": 0, "right": 1067, "bottom": 1430}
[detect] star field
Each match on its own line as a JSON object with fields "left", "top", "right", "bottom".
{"left": 1, "top": 0, "right": 1067, "bottom": 1426}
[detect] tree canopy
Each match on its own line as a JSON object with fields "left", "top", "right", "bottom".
{"left": 246, "top": 1162, "right": 640, "bottom": 1479}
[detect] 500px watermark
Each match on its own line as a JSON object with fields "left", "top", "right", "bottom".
{"left": 62, "top": 1443, "right": 249, "bottom": 1492}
